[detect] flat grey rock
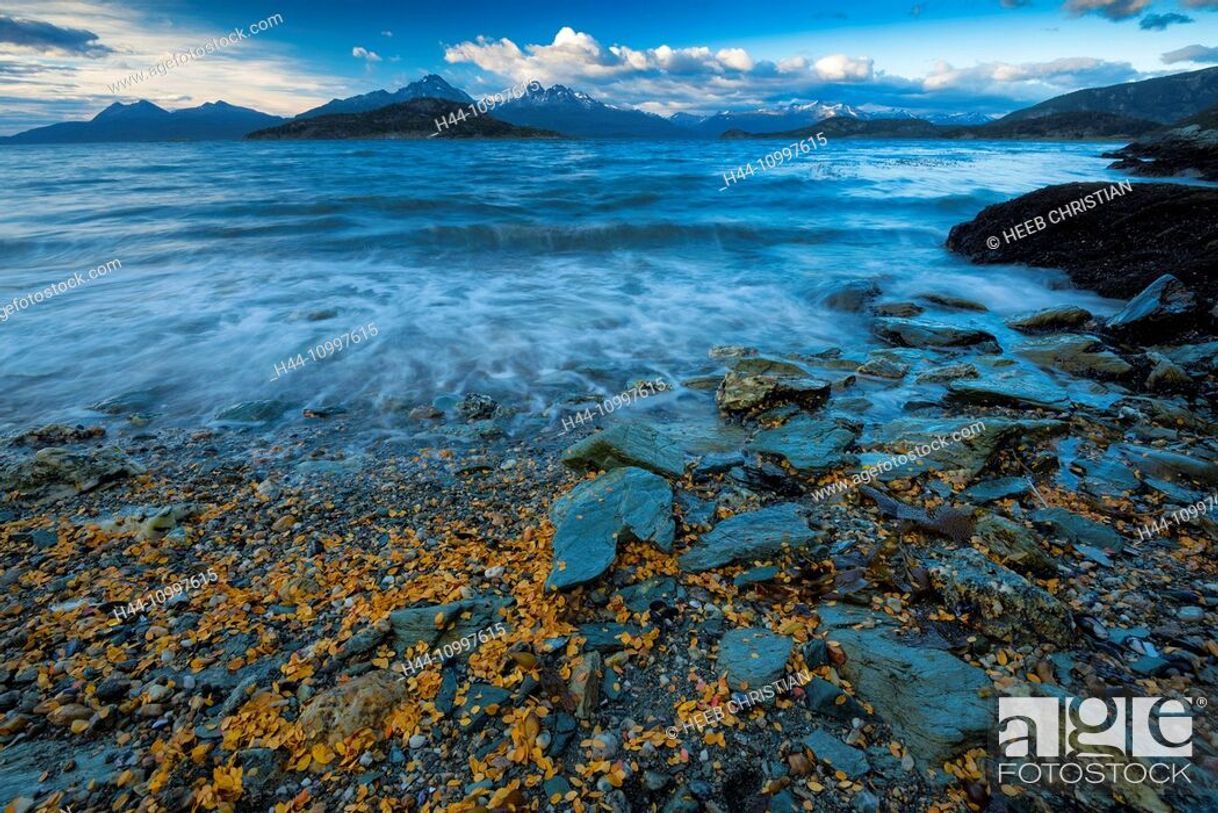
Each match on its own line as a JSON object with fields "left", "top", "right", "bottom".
{"left": 562, "top": 422, "right": 685, "bottom": 478}
{"left": 679, "top": 503, "right": 820, "bottom": 572}
{"left": 717, "top": 627, "right": 793, "bottom": 690}
{"left": 548, "top": 466, "right": 675, "bottom": 590}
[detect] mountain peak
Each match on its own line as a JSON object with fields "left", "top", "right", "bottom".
{"left": 93, "top": 100, "right": 169, "bottom": 121}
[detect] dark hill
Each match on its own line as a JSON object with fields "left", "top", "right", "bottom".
{"left": 246, "top": 98, "right": 559, "bottom": 141}
{"left": 998, "top": 66, "right": 1218, "bottom": 125}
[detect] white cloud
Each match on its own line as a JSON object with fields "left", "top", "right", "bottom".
{"left": 924, "top": 56, "right": 1138, "bottom": 91}
{"left": 352, "top": 46, "right": 381, "bottom": 62}
{"left": 813, "top": 54, "right": 874, "bottom": 81}
{"left": 0, "top": 0, "right": 347, "bottom": 134}
{"left": 715, "top": 48, "right": 754, "bottom": 72}
{"left": 380, "top": 30, "right": 393, "bottom": 37}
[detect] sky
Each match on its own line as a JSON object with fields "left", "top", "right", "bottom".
{"left": 1, "top": 0, "right": 1217, "bottom": 134}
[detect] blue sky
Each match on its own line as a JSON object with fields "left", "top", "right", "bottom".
{"left": 2, "top": 0, "right": 1217, "bottom": 133}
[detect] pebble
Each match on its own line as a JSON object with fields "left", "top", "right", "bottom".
{"left": 1178, "top": 606, "right": 1205, "bottom": 622}
{"left": 484, "top": 565, "right": 505, "bottom": 579}
{"left": 409, "top": 734, "right": 428, "bottom": 749}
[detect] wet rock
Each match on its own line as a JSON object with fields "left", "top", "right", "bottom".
{"left": 1145, "top": 353, "right": 1193, "bottom": 392}
{"left": 1105, "top": 274, "right": 1198, "bottom": 340}
{"left": 960, "top": 477, "right": 1030, "bottom": 504}
{"left": 455, "top": 393, "right": 498, "bottom": 421}
{"left": 802, "top": 730, "right": 870, "bottom": 779}
{"left": 919, "top": 293, "right": 987, "bottom": 312}
{"left": 679, "top": 503, "right": 822, "bottom": 572}
{"left": 734, "top": 565, "right": 780, "bottom": 587}
{"left": 215, "top": 400, "right": 290, "bottom": 423}
{"left": 927, "top": 546, "right": 1073, "bottom": 643}
{"left": 824, "top": 281, "right": 880, "bottom": 312}
{"left": 1016, "top": 334, "right": 1132, "bottom": 379}
{"left": 389, "top": 594, "right": 512, "bottom": 652}
{"left": 857, "top": 356, "right": 909, "bottom": 379}
{"left": 562, "top": 422, "right": 685, "bottom": 479}
{"left": 868, "top": 416, "right": 1067, "bottom": 479}
{"left": 298, "top": 670, "right": 405, "bottom": 746}
{"left": 974, "top": 514, "right": 1056, "bottom": 577}
{"left": 732, "top": 356, "right": 814, "bottom": 377}
{"left": 1031, "top": 507, "right": 1124, "bottom": 553}
{"left": 1007, "top": 306, "right": 1092, "bottom": 333}
{"left": 1148, "top": 341, "right": 1218, "bottom": 376}
{"left": 872, "top": 301, "right": 924, "bottom": 317}
{"left": 716, "top": 371, "right": 831, "bottom": 419}
{"left": 746, "top": 415, "right": 859, "bottom": 475}
{"left": 408, "top": 404, "right": 442, "bottom": 420}
{"left": 547, "top": 466, "right": 674, "bottom": 590}
{"left": 717, "top": 628, "right": 792, "bottom": 690}
{"left": 947, "top": 373, "right": 1069, "bottom": 412}
{"left": 1119, "top": 444, "right": 1218, "bottom": 486}
{"left": 0, "top": 446, "right": 144, "bottom": 501}
{"left": 8, "top": 424, "right": 105, "bottom": 448}
{"left": 915, "top": 362, "right": 979, "bottom": 384}
{"left": 825, "top": 617, "right": 994, "bottom": 765}
{"left": 1075, "top": 447, "right": 1142, "bottom": 499}
{"left": 873, "top": 318, "right": 999, "bottom": 351}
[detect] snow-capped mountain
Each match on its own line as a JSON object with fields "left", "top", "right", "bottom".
{"left": 494, "top": 84, "right": 681, "bottom": 138}
{"left": 690, "top": 102, "right": 864, "bottom": 137}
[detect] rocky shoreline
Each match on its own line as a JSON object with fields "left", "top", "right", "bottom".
{"left": 2, "top": 187, "right": 1218, "bottom": 813}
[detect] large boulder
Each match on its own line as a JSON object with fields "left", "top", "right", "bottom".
{"left": 562, "top": 423, "right": 685, "bottom": 479}
{"left": 0, "top": 446, "right": 144, "bottom": 501}
{"left": 679, "top": 503, "right": 821, "bottom": 572}
{"left": 716, "top": 371, "right": 831, "bottom": 419}
{"left": 547, "top": 467, "right": 674, "bottom": 590}
{"left": 717, "top": 628, "right": 793, "bottom": 690}
{"left": 926, "top": 546, "right": 1074, "bottom": 643}
{"left": 1006, "top": 306, "right": 1092, "bottom": 333}
{"left": 824, "top": 617, "right": 995, "bottom": 765}
{"left": 873, "top": 318, "right": 999, "bottom": 351}
{"left": 947, "top": 374, "right": 1070, "bottom": 412}
{"left": 868, "top": 417, "right": 1067, "bottom": 479}
{"left": 1016, "top": 334, "right": 1133, "bottom": 379}
{"left": 946, "top": 182, "right": 1218, "bottom": 302}
{"left": 746, "top": 415, "right": 859, "bottom": 474}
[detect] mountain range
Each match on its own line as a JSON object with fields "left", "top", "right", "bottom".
{"left": 0, "top": 100, "right": 285, "bottom": 144}
{"left": 4, "top": 67, "right": 1218, "bottom": 143}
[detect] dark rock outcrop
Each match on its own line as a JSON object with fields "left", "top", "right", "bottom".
{"left": 946, "top": 182, "right": 1218, "bottom": 302}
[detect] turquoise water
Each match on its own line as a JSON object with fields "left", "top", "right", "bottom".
{"left": 0, "top": 139, "right": 1131, "bottom": 434}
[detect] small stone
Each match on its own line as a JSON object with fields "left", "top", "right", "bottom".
{"left": 1178, "top": 606, "right": 1205, "bottom": 622}
{"left": 409, "top": 734, "right": 427, "bottom": 749}
{"left": 272, "top": 515, "right": 297, "bottom": 532}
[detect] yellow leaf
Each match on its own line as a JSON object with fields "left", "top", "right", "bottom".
{"left": 311, "top": 743, "right": 334, "bottom": 765}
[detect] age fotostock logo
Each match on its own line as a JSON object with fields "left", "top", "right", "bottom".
{"left": 997, "top": 696, "right": 1197, "bottom": 786}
